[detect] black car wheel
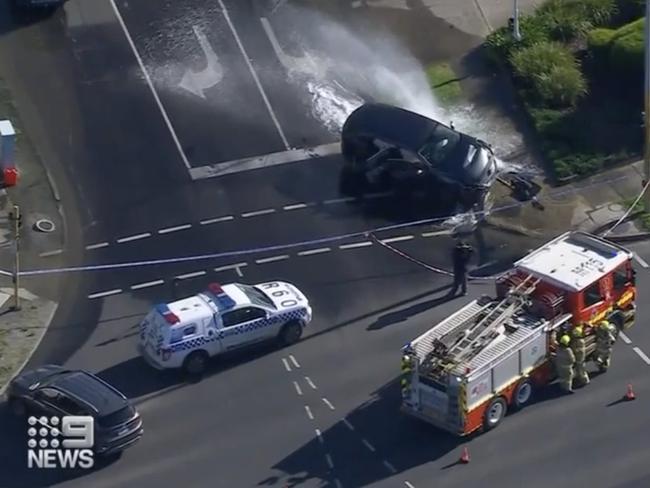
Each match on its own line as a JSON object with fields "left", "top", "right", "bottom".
{"left": 182, "top": 350, "right": 209, "bottom": 376}
{"left": 279, "top": 321, "right": 303, "bottom": 346}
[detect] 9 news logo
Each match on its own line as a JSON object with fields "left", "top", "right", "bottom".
{"left": 27, "top": 415, "right": 94, "bottom": 469}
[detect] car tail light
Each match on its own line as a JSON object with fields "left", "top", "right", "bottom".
{"left": 161, "top": 348, "right": 172, "bottom": 361}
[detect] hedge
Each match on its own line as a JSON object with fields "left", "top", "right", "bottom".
{"left": 610, "top": 22, "right": 643, "bottom": 76}
{"left": 538, "top": 0, "right": 617, "bottom": 41}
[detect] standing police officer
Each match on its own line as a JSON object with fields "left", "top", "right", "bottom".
{"left": 449, "top": 240, "right": 473, "bottom": 297}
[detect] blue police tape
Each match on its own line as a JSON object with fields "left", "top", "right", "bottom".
{"left": 17, "top": 174, "right": 628, "bottom": 277}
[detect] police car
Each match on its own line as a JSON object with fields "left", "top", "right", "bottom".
{"left": 138, "top": 281, "right": 312, "bottom": 374}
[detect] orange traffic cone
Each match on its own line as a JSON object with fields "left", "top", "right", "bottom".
{"left": 625, "top": 383, "right": 636, "bottom": 401}
{"left": 460, "top": 446, "right": 470, "bottom": 463}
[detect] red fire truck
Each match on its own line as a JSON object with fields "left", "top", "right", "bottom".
{"left": 400, "top": 231, "right": 636, "bottom": 436}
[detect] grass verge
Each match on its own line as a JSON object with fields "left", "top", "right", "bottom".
{"left": 426, "top": 62, "right": 462, "bottom": 105}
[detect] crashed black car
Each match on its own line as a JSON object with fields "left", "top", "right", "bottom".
{"left": 340, "top": 103, "right": 498, "bottom": 207}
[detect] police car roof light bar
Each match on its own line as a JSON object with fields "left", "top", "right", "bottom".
{"left": 155, "top": 303, "right": 180, "bottom": 324}
{"left": 208, "top": 283, "right": 224, "bottom": 294}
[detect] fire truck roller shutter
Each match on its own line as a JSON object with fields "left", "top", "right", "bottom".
{"left": 511, "top": 377, "right": 534, "bottom": 411}
{"left": 483, "top": 396, "right": 507, "bottom": 431}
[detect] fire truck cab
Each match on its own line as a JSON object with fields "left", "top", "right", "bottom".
{"left": 400, "top": 231, "right": 636, "bottom": 436}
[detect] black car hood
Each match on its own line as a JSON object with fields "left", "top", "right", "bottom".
{"left": 440, "top": 137, "right": 495, "bottom": 186}
{"left": 12, "top": 364, "right": 67, "bottom": 390}
{"left": 342, "top": 103, "right": 437, "bottom": 151}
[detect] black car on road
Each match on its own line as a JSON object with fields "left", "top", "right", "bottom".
{"left": 340, "top": 103, "right": 498, "bottom": 208}
{"left": 7, "top": 365, "right": 143, "bottom": 457}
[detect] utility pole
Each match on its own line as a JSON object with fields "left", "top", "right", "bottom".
{"left": 9, "top": 204, "right": 20, "bottom": 310}
{"left": 643, "top": 0, "right": 650, "bottom": 208}
{"left": 513, "top": 0, "right": 522, "bottom": 41}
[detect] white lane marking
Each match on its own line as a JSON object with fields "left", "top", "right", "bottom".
{"left": 315, "top": 428, "right": 324, "bottom": 444}
{"left": 325, "top": 453, "right": 334, "bottom": 469}
{"left": 85, "top": 242, "right": 109, "bottom": 250}
{"left": 322, "top": 398, "right": 335, "bottom": 410}
{"left": 116, "top": 232, "right": 151, "bottom": 243}
{"left": 305, "top": 376, "right": 317, "bottom": 389}
{"left": 282, "top": 358, "right": 291, "bottom": 372}
{"left": 88, "top": 289, "right": 122, "bottom": 299}
{"left": 383, "top": 460, "right": 397, "bottom": 474}
{"left": 158, "top": 224, "right": 192, "bottom": 234}
{"left": 305, "top": 405, "right": 314, "bottom": 420}
{"left": 619, "top": 332, "right": 632, "bottom": 344}
{"left": 188, "top": 143, "right": 341, "bottom": 180}
{"left": 298, "top": 247, "right": 332, "bottom": 256}
{"left": 405, "top": 482, "right": 415, "bottom": 488}
{"left": 214, "top": 262, "right": 248, "bottom": 273}
{"left": 382, "top": 235, "right": 414, "bottom": 244}
{"left": 256, "top": 255, "right": 290, "bottom": 264}
{"left": 108, "top": 0, "right": 190, "bottom": 170}
{"left": 130, "top": 280, "right": 165, "bottom": 290}
{"left": 340, "top": 241, "right": 372, "bottom": 250}
{"left": 361, "top": 438, "right": 376, "bottom": 452}
{"left": 235, "top": 266, "right": 244, "bottom": 277}
{"left": 200, "top": 215, "right": 234, "bottom": 225}
{"left": 175, "top": 270, "right": 206, "bottom": 280}
{"left": 633, "top": 252, "right": 649, "bottom": 268}
{"left": 289, "top": 355, "right": 300, "bottom": 368}
{"left": 39, "top": 249, "right": 63, "bottom": 257}
{"left": 343, "top": 418, "right": 355, "bottom": 431}
{"left": 218, "top": 0, "right": 290, "bottom": 150}
{"left": 323, "top": 196, "right": 356, "bottom": 205}
{"left": 633, "top": 346, "right": 650, "bottom": 365}
{"left": 283, "top": 202, "right": 309, "bottom": 210}
{"left": 241, "top": 208, "right": 276, "bottom": 218}
{"left": 364, "top": 191, "right": 392, "bottom": 199}
{"left": 422, "top": 230, "right": 451, "bottom": 238}
{"left": 293, "top": 381, "right": 303, "bottom": 396}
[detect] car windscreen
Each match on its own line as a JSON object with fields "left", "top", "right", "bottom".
{"left": 97, "top": 405, "right": 135, "bottom": 428}
{"left": 418, "top": 125, "right": 461, "bottom": 166}
{"left": 236, "top": 284, "right": 276, "bottom": 309}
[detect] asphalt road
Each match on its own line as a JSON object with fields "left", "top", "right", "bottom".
{"left": 2, "top": 1, "right": 650, "bottom": 488}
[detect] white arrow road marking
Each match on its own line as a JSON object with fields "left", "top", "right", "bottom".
{"left": 179, "top": 26, "right": 224, "bottom": 99}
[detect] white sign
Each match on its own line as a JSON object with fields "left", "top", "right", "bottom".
{"left": 27, "top": 415, "right": 94, "bottom": 469}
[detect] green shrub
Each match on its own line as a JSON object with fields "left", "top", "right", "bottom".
{"left": 587, "top": 27, "right": 615, "bottom": 53}
{"left": 609, "top": 19, "right": 643, "bottom": 77}
{"left": 538, "top": 0, "right": 617, "bottom": 41}
{"left": 511, "top": 42, "right": 587, "bottom": 107}
{"left": 484, "top": 15, "right": 552, "bottom": 65}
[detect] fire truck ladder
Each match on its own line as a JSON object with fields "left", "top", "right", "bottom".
{"left": 426, "top": 275, "right": 540, "bottom": 374}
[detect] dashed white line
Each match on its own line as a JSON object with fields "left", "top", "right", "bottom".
{"left": 200, "top": 215, "right": 234, "bottom": 225}
{"left": 305, "top": 405, "right": 314, "bottom": 420}
{"left": 322, "top": 398, "right": 335, "bottom": 410}
{"left": 315, "top": 428, "right": 324, "bottom": 444}
{"left": 364, "top": 191, "right": 392, "bottom": 199}
{"left": 405, "top": 482, "right": 415, "bottom": 488}
{"left": 88, "top": 289, "right": 122, "bottom": 299}
{"left": 343, "top": 418, "right": 355, "bottom": 431}
{"left": 325, "top": 453, "right": 334, "bottom": 469}
{"left": 241, "top": 208, "right": 276, "bottom": 218}
{"left": 256, "top": 255, "right": 290, "bottom": 264}
{"left": 620, "top": 332, "right": 632, "bottom": 344}
{"left": 283, "top": 202, "right": 310, "bottom": 210}
{"left": 383, "top": 460, "right": 397, "bottom": 474}
{"left": 421, "top": 230, "right": 450, "bottom": 238}
{"left": 382, "top": 235, "right": 414, "bottom": 244}
{"left": 39, "top": 249, "right": 63, "bottom": 257}
{"left": 633, "top": 252, "right": 649, "bottom": 268}
{"left": 130, "top": 280, "right": 165, "bottom": 290}
{"left": 361, "top": 438, "right": 376, "bottom": 452}
{"left": 175, "top": 270, "right": 207, "bottom": 280}
{"left": 282, "top": 358, "right": 291, "bottom": 372}
{"left": 85, "top": 242, "right": 109, "bottom": 250}
{"left": 298, "top": 247, "right": 332, "bottom": 256}
{"left": 116, "top": 232, "right": 151, "bottom": 243}
{"left": 323, "top": 196, "right": 356, "bottom": 205}
{"left": 218, "top": 0, "right": 290, "bottom": 149}
{"left": 158, "top": 224, "right": 192, "bottom": 234}
{"left": 214, "top": 262, "right": 248, "bottom": 273}
{"left": 293, "top": 381, "right": 303, "bottom": 396}
{"left": 340, "top": 241, "right": 372, "bottom": 250}
{"left": 305, "top": 376, "right": 317, "bottom": 389}
{"left": 289, "top": 355, "right": 301, "bottom": 368}
{"left": 633, "top": 346, "right": 650, "bottom": 365}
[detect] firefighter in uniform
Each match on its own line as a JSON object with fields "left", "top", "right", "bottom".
{"left": 449, "top": 240, "right": 473, "bottom": 297}
{"left": 571, "top": 325, "right": 590, "bottom": 385}
{"left": 555, "top": 334, "right": 575, "bottom": 393}
{"left": 594, "top": 320, "right": 617, "bottom": 372}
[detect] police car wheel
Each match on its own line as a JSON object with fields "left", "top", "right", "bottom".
{"left": 279, "top": 321, "right": 303, "bottom": 346}
{"left": 512, "top": 379, "right": 533, "bottom": 411}
{"left": 183, "top": 350, "right": 209, "bottom": 375}
{"left": 8, "top": 396, "right": 26, "bottom": 417}
{"left": 483, "top": 397, "right": 507, "bottom": 431}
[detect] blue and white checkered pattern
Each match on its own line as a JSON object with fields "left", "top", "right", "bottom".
{"left": 168, "top": 308, "right": 307, "bottom": 353}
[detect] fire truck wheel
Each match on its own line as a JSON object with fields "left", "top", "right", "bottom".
{"left": 512, "top": 379, "right": 534, "bottom": 410}
{"left": 183, "top": 350, "right": 209, "bottom": 376}
{"left": 279, "top": 321, "right": 303, "bottom": 346}
{"left": 483, "top": 397, "right": 507, "bottom": 431}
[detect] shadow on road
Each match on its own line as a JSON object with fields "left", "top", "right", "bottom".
{"left": 259, "top": 379, "right": 461, "bottom": 487}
